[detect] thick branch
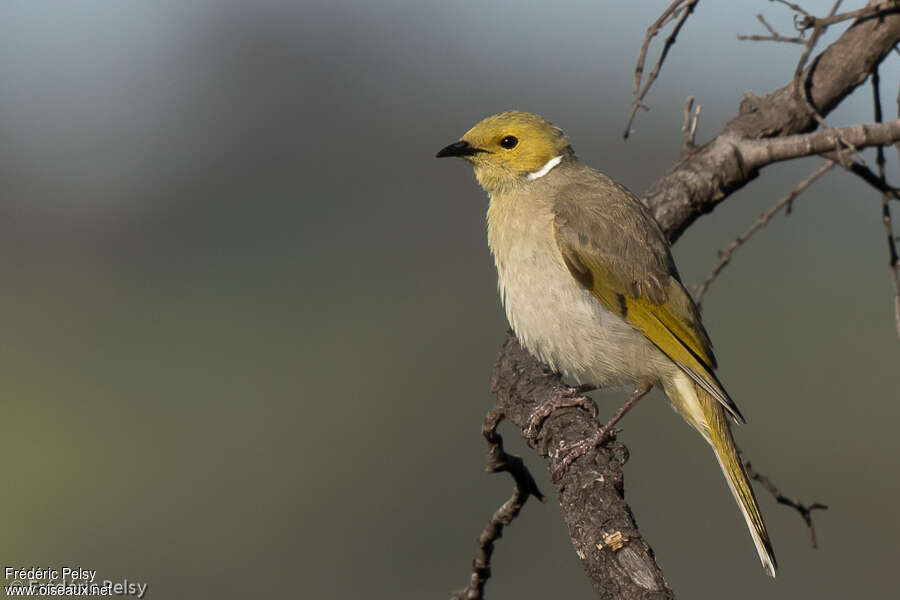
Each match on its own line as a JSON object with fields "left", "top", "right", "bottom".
{"left": 491, "top": 334, "right": 674, "bottom": 600}
{"left": 643, "top": 5, "right": 900, "bottom": 241}
{"left": 740, "top": 118, "right": 900, "bottom": 166}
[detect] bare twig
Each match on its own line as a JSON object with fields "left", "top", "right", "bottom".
{"left": 451, "top": 409, "right": 544, "bottom": 600}
{"left": 737, "top": 33, "right": 805, "bottom": 43}
{"left": 681, "top": 96, "right": 701, "bottom": 149}
{"left": 624, "top": 0, "right": 700, "bottom": 138}
{"left": 744, "top": 461, "right": 828, "bottom": 549}
{"left": 842, "top": 158, "right": 900, "bottom": 200}
{"left": 772, "top": 0, "right": 813, "bottom": 20}
{"left": 694, "top": 161, "right": 836, "bottom": 306}
{"left": 632, "top": 0, "right": 687, "bottom": 94}
{"left": 757, "top": 12, "right": 783, "bottom": 36}
{"left": 886, "top": 198, "right": 900, "bottom": 339}
{"left": 871, "top": 66, "right": 900, "bottom": 339}
{"left": 738, "top": 13, "right": 805, "bottom": 44}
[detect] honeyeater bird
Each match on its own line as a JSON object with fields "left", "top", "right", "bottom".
{"left": 436, "top": 111, "right": 776, "bottom": 576}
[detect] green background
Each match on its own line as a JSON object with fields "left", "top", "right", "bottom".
{"left": 1, "top": 1, "right": 897, "bottom": 598}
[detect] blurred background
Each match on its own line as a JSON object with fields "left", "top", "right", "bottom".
{"left": 0, "top": 1, "right": 897, "bottom": 598}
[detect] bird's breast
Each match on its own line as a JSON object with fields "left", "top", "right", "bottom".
{"left": 486, "top": 195, "right": 663, "bottom": 387}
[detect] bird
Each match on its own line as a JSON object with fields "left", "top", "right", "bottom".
{"left": 436, "top": 110, "right": 776, "bottom": 576}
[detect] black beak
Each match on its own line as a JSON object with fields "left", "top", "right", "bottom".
{"left": 436, "top": 140, "right": 481, "bottom": 158}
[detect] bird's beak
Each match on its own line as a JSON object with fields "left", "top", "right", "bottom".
{"left": 436, "top": 140, "right": 481, "bottom": 158}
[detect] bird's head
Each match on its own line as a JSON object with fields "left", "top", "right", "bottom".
{"left": 436, "top": 111, "right": 573, "bottom": 192}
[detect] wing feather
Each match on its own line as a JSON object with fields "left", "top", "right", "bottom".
{"left": 552, "top": 174, "right": 745, "bottom": 423}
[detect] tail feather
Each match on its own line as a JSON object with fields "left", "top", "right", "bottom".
{"left": 708, "top": 412, "right": 778, "bottom": 577}
{"left": 666, "top": 373, "right": 777, "bottom": 576}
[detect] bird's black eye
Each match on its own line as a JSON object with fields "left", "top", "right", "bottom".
{"left": 499, "top": 135, "right": 518, "bottom": 149}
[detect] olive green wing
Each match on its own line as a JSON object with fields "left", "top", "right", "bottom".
{"left": 552, "top": 183, "right": 745, "bottom": 423}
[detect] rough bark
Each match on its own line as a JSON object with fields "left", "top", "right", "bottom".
{"left": 491, "top": 335, "right": 675, "bottom": 600}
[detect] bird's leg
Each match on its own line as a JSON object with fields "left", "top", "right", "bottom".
{"left": 571, "top": 384, "right": 598, "bottom": 395}
{"left": 524, "top": 384, "right": 597, "bottom": 443}
{"left": 550, "top": 383, "right": 653, "bottom": 481}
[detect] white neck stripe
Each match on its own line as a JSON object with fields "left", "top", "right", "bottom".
{"left": 527, "top": 155, "right": 563, "bottom": 180}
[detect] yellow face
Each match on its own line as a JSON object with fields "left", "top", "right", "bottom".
{"left": 437, "top": 111, "right": 572, "bottom": 190}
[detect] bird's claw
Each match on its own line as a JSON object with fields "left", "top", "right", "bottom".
{"left": 525, "top": 387, "right": 597, "bottom": 443}
{"left": 550, "top": 425, "right": 621, "bottom": 481}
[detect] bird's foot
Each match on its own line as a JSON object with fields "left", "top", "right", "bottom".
{"left": 550, "top": 424, "right": 621, "bottom": 481}
{"left": 549, "top": 383, "right": 652, "bottom": 481}
{"left": 524, "top": 385, "right": 597, "bottom": 443}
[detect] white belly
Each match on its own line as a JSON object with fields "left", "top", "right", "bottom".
{"left": 488, "top": 201, "right": 666, "bottom": 388}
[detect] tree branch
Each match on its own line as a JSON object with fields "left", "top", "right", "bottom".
{"left": 681, "top": 97, "right": 701, "bottom": 150}
{"left": 625, "top": 0, "right": 701, "bottom": 139}
{"left": 871, "top": 65, "right": 900, "bottom": 338}
{"left": 693, "top": 160, "right": 836, "bottom": 307}
{"left": 644, "top": 4, "right": 900, "bottom": 242}
{"left": 490, "top": 334, "right": 675, "bottom": 600}
{"left": 737, "top": 13, "right": 805, "bottom": 44}
{"left": 452, "top": 409, "right": 545, "bottom": 600}
{"left": 743, "top": 461, "right": 828, "bottom": 549}
{"left": 739, "top": 118, "right": 900, "bottom": 166}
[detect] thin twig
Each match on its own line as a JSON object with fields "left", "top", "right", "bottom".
{"left": 694, "top": 161, "right": 836, "bottom": 307}
{"left": 842, "top": 158, "right": 900, "bottom": 200}
{"left": 871, "top": 65, "right": 900, "bottom": 339}
{"left": 737, "top": 33, "right": 806, "bottom": 43}
{"left": 451, "top": 409, "right": 544, "bottom": 600}
{"left": 632, "top": 0, "right": 687, "bottom": 94}
{"left": 681, "top": 96, "right": 701, "bottom": 149}
{"left": 890, "top": 204, "right": 900, "bottom": 340}
{"left": 759, "top": 12, "right": 785, "bottom": 36}
{"left": 744, "top": 461, "right": 828, "bottom": 549}
{"left": 624, "top": 0, "right": 700, "bottom": 138}
{"left": 738, "top": 13, "right": 805, "bottom": 43}
{"left": 773, "top": 0, "right": 813, "bottom": 20}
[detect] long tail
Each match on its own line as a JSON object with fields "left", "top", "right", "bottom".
{"left": 665, "top": 373, "right": 777, "bottom": 577}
